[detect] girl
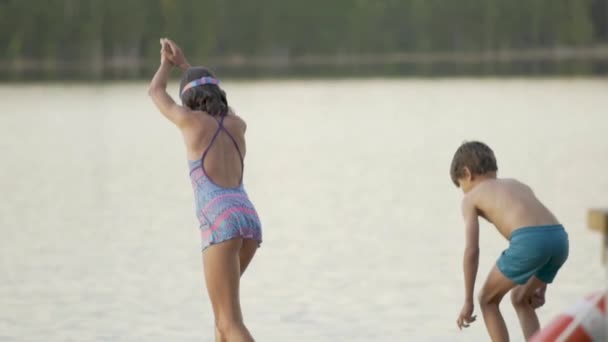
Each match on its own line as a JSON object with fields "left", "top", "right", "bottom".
{"left": 148, "top": 38, "right": 262, "bottom": 342}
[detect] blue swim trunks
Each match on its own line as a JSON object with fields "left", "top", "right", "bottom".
{"left": 497, "top": 225, "right": 569, "bottom": 285}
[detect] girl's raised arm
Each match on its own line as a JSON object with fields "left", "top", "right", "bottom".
{"left": 148, "top": 38, "right": 192, "bottom": 128}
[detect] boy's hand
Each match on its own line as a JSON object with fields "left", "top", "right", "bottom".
{"left": 529, "top": 286, "right": 546, "bottom": 309}
{"left": 457, "top": 302, "right": 477, "bottom": 330}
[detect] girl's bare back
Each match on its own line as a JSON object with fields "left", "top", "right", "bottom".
{"left": 184, "top": 111, "right": 247, "bottom": 188}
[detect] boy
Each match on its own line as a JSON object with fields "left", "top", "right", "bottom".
{"left": 451, "top": 141, "right": 569, "bottom": 341}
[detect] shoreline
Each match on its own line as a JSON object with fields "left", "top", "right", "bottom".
{"left": 1, "top": 75, "right": 608, "bottom": 85}
{"left": 1, "top": 45, "right": 607, "bottom": 82}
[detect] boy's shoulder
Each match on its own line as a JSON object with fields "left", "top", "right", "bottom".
{"left": 461, "top": 187, "right": 483, "bottom": 209}
{"left": 481, "top": 177, "right": 530, "bottom": 191}
{"left": 464, "top": 178, "right": 535, "bottom": 208}
{"left": 462, "top": 178, "right": 519, "bottom": 202}
{"left": 497, "top": 178, "right": 534, "bottom": 193}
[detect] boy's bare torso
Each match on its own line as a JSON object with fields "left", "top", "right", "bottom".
{"left": 465, "top": 178, "right": 559, "bottom": 239}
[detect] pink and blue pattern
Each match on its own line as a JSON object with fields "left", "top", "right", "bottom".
{"left": 188, "top": 159, "right": 262, "bottom": 251}
{"left": 181, "top": 76, "right": 220, "bottom": 96}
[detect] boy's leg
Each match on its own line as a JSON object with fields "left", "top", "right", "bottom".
{"left": 478, "top": 266, "right": 517, "bottom": 342}
{"left": 511, "top": 276, "right": 546, "bottom": 340}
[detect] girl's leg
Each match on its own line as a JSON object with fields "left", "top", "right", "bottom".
{"left": 203, "top": 238, "right": 254, "bottom": 342}
{"left": 478, "top": 266, "right": 517, "bottom": 342}
{"left": 239, "top": 239, "right": 258, "bottom": 276}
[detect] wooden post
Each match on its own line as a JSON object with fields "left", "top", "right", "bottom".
{"left": 587, "top": 209, "right": 608, "bottom": 264}
{"left": 587, "top": 210, "right": 608, "bottom": 342}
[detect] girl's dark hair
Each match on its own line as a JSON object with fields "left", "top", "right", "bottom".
{"left": 179, "top": 67, "right": 228, "bottom": 117}
{"left": 450, "top": 141, "right": 498, "bottom": 186}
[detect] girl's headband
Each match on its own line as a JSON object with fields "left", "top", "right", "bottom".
{"left": 181, "top": 76, "right": 220, "bottom": 96}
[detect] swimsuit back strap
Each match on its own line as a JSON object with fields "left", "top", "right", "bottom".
{"left": 200, "top": 115, "right": 245, "bottom": 184}
{"left": 218, "top": 116, "right": 245, "bottom": 183}
{"left": 200, "top": 116, "right": 224, "bottom": 169}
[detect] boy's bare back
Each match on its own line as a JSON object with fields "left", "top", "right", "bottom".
{"left": 465, "top": 178, "right": 559, "bottom": 239}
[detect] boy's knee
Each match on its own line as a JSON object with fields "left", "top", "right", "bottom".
{"left": 510, "top": 289, "right": 529, "bottom": 308}
{"left": 511, "top": 290, "right": 524, "bottom": 307}
{"left": 478, "top": 290, "right": 496, "bottom": 307}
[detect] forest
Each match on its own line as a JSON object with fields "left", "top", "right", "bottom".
{"left": 1, "top": 0, "right": 607, "bottom": 79}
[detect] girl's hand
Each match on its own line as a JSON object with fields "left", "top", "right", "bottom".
{"left": 160, "top": 38, "right": 174, "bottom": 67}
{"left": 164, "top": 38, "right": 190, "bottom": 70}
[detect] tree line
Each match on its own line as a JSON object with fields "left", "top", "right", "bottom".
{"left": 1, "top": 0, "right": 607, "bottom": 80}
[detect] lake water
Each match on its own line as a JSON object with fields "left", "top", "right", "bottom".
{"left": 0, "top": 79, "right": 606, "bottom": 341}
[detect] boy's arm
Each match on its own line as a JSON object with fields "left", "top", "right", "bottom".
{"left": 461, "top": 196, "right": 480, "bottom": 304}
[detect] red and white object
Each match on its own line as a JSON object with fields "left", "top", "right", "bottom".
{"left": 531, "top": 291, "right": 606, "bottom": 342}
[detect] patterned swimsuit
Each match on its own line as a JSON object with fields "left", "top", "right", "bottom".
{"left": 188, "top": 115, "right": 262, "bottom": 251}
